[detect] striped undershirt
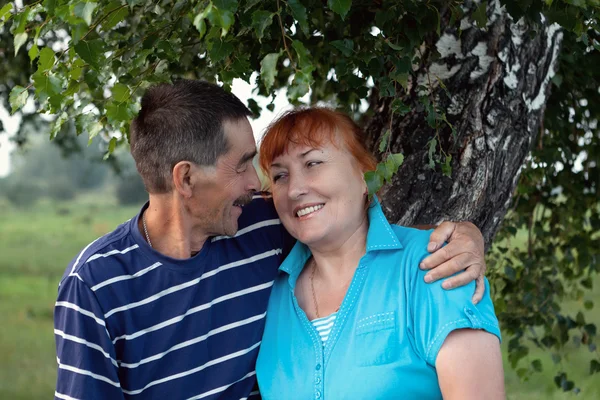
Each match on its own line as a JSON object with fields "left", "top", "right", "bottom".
{"left": 311, "top": 312, "right": 338, "bottom": 345}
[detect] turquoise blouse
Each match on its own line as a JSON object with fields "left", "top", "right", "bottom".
{"left": 256, "top": 200, "right": 501, "bottom": 400}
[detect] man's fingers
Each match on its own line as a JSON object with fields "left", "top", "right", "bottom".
{"left": 440, "top": 266, "right": 480, "bottom": 290}
{"left": 472, "top": 275, "right": 485, "bottom": 304}
{"left": 427, "top": 221, "right": 456, "bottom": 252}
{"left": 420, "top": 241, "right": 461, "bottom": 270}
{"left": 423, "top": 253, "right": 471, "bottom": 283}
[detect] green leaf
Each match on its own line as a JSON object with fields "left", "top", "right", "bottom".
{"left": 88, "top": 121, "right": 103, "bottom": 140}
{"left": 288, "top": 67, "right": 314, "bottom": 101}
{"left": 50, "top": 112, "right": 68, "bottom": 140}
{"left": 33, "top": 72, "right": 63, "bottom": 104}
{"left": 386, "top": 153, "right": 404, "bottom": 174}
{"left": 9, "top": 86, "right": 29, "bottom": 114}
{"left": 328, "top": 0, "right": 352, "bottom": 19}
{"left": 376, "top": 162, "right": 393, "bottom": 182}
{"left": 12, "top": 6, "right": 30, "bottom": 34}
{"left": 584, "top": 300, "right": 594, "bottom": 310}
{"left": 473, "top": 1, "right": 488, "bottom": 28}
{"left": 427, "top": 138, "right": 437, "bottom": 169}
{"left": 213, "top": 0, "right": 238, "bottom": 13}
{"left": 0, "top": 3, "right": 13, "bottom": 28}
{"left": 43, "top": 0, "right": 57, "bottom": 14}
{"left": 13, "top": 32, "right": 28, "bottom": 56}
{"left": 288, "top": 0, "right": 309, "bottom": 35}
{"left": 112, "top": 83, "right": 130, "bottom": 102}
{"left": 442, "top": 154, "right": 452, "bottom": 177}
{"left": 396, "top": 73, "right": 411, "bottom": 92}
{"left": 330, "top": 39, "right": 354, "bottom": 57}
{"left": 292, "top": 40, "right": 311, "bottom": 69}
{"left": 532, "top": 359, "right": 543, "bottom": 372}
{"left": 157, "top": 40, "right": 177, "bottom": 61}
{"left": 208, "top": 38, "right": 234, "bottom": 63}
{"left": 28, "top": 44, "right": 39, "bottom": 63}
{"left": 101, "top": 5, "right": 128, "bottom": 31}
{"left": 193, "top": 4, "right": 213, "bottom": 38}
{"left": 386, "top": 41, "right": 403, "bottom": 51}
{"left": 74, "top": 39, "right": 104, "bottom": 70}
{"left": 104, "top": 137, "right": 118, "bottom": 160}
{"left": 364, "top": 170, "right": 383, "bottom": 197}
{"left": 73, "top": 1, "right": 98, "bottom": 26}
{"left": 247, "top": 98, "right": 261, "bottom": 117}
{"left": 391, "top": 99, "right": 410, "bottom": 116}
{"left": 70, "top": 58, "right": 86, "bottom": 81}
{"left": 208, "top": 7, "right": 235, "bottom": 36}
{"left": 251, "top": 10, "right": 274, "bottom": 43}
{"left": 106, "top": 101, "right": 134, "bottom": 124}
{"left": 379, "top": 129, "right": 390, "bottom": 153}
{"left": 260, "top": 52, "right": 281, "bottom": 91}
{"left": 38, "top": 47, "right": 56, "bottom": 72}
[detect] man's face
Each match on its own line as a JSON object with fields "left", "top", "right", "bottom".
{"left": 192, "top": 118, "right": 260, "bottom": 237}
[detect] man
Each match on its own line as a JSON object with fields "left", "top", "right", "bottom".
{"left": 54, "top": 80, "right": 488, "bottom": 400}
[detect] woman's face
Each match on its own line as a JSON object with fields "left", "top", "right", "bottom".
{"left": 269, "top": 135, "right": 367, "bottom": 249}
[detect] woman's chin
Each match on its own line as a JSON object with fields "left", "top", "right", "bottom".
{"left": 295, "top": 230, "right": 326, "bottom": 247}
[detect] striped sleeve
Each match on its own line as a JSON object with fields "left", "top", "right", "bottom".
{"left": 54, "top": 275, "right": 125, "bottom": 400}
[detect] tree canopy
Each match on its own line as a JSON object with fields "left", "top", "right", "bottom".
{"left": 1, "top": 0, "right": 599, "bottom": 391}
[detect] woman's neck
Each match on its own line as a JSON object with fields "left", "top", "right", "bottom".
{"left": 308, "top": 213, "right": 369, "bottom": 284}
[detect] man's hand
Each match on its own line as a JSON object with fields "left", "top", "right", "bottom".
{"left": 419, "top": 221, "right": 486, "bottom": 304}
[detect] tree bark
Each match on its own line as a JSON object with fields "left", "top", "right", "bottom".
{"left": 364, "top": 0, "right": 563, "bottom": 248}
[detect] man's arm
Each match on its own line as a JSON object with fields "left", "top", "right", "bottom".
{"left": 417, "top": 221, "right": 487, "bottom": 303}
{"left": 436, "top": 329, "right": 505, "bottom": 400}
{"left": 54, "top": 275, "right": 125, "bottom": 400}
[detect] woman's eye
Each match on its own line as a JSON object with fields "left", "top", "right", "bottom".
{"left": 307, "top": 161, "right": 322, "bottom": 168}
{"left": 272, "top": 173, "right": 286, "bottom": 183}
{"left": 237, "top": 166, "right": 247, "bottom": 174}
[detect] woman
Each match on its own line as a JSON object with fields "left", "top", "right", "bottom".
{"left": 255, "top": 108, "right": 504, "bottom": 399}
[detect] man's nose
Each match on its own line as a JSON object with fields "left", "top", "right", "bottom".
{"left": 246, "top": 164, "right": 261, "bottom": 192}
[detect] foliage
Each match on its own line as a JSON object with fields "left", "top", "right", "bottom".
{"left": 0, "top": 124, "right": 110, "bottom": 205}
{"left": 115, "top": 173, "right": 147, "bottom": 205}
{"left": 1, "top": 0, "right": 599, "bottom": 391}
{"left": 2, "top": 179, "right": 45, "bottom": 207}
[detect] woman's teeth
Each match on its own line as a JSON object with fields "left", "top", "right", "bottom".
{"left": 296, "top": 204, "right": 324, "bottom": 217}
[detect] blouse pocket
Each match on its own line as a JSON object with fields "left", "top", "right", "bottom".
{"left": 354, "top": 311, "right": 398, "bottom": 367}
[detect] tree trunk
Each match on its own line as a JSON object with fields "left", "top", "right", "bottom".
{"left": 364, "top": 0, "right": 563, "bottom": 248}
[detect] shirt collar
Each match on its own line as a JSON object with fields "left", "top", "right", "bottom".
{"left": 278, "top": 197, "right": 402, "bottom": 287}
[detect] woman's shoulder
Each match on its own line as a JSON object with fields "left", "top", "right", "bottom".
{"left": 389, "top": 225, "right": 433, "bottom": 262}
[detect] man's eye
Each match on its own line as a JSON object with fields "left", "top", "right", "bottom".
{"left": 237, "top": 166, "right": 248, "bottom": 174}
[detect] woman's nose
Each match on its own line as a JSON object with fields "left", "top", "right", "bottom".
{"left": 287, "top": 172, "right": 308, "bottom": 200}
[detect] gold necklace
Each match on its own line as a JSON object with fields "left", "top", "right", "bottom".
{"left": 309, "top": 258, "right": 352, "bottom": 319}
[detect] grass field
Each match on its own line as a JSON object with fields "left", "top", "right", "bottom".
{"left": 0, "top": 194, "right": 598, "bottom": 399}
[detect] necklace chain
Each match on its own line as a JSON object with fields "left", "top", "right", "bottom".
{"left": 142, "top": 211, "right": 152, "bottom": 248}
{"left": 309, "top": 258, "right": 352, "bottom": 319}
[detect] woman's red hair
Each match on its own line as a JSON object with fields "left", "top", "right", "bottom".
{"left": 258, "top": 107, "right": 377, "bottom": 177}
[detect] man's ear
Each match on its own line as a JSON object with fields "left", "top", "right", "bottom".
{"left": 172, "top": 161, "right": 195, "bottom": 198}
{"left": 173, "top": 161, "right": 216, "bottom": 198}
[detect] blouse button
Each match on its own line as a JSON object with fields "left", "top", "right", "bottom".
{"left": 316, "top": 390, "right": 322, "bottom": 398}
{"left": 315, "top": 377, "right": 321, "bottom": 384}
{"left": 315, "top": 363, "right": 321, "bottom": 370}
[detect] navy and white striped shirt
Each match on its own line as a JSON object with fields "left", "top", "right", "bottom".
{"left": 54, "top": 195, "right": 291, "bottom": 400}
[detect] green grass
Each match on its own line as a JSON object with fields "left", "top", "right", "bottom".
{"left": 0, "top": 195, "right": 138, "bottom": 399}
{"left": 0, "top": 195, "right": 598, "bottom": 398}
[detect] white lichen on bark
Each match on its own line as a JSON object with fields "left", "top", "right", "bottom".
{"left": 523, "top": 23, "right": 563, "bottom": 112}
